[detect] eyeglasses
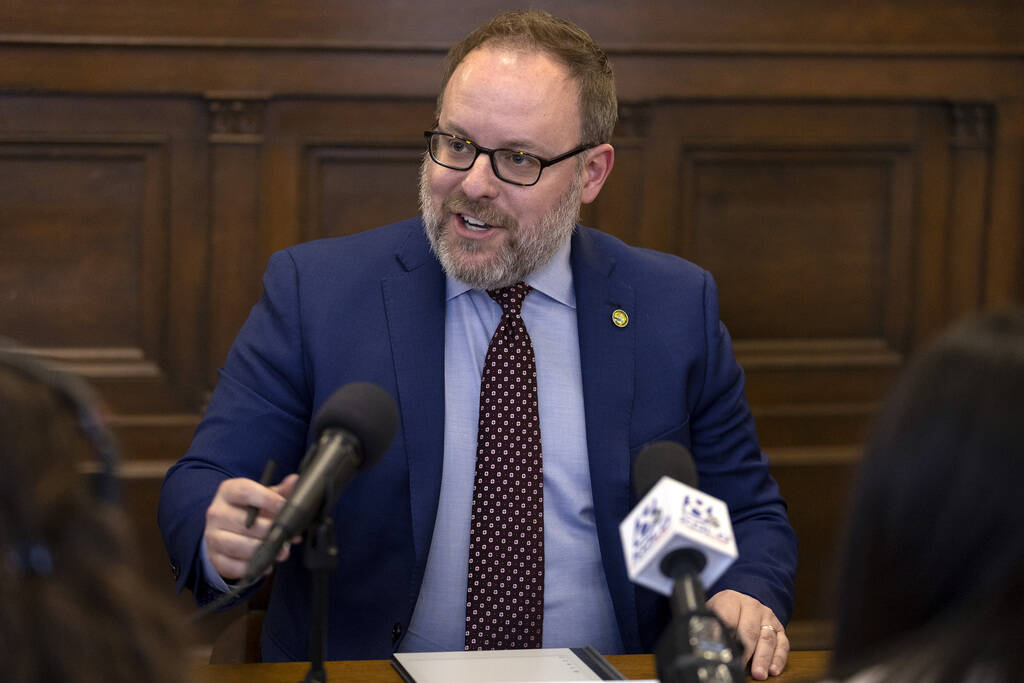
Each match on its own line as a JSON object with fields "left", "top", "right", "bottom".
{"left": 424, "top": 131, "right": 596, "bottom": 187}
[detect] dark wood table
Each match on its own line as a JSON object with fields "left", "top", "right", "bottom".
{"left": 194, "top": 651, "right": 830, "bottom": 682}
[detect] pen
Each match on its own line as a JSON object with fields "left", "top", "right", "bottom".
{"left": 245, "top": 459, "right": 277, "bottom": 528}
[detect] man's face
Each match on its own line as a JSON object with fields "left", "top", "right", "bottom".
{"left": 420, "top": 46, "right": 586, "bottom": 290}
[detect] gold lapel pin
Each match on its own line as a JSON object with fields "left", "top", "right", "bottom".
{"left": 611, "top": 309, "right": 629, "bottom": 328}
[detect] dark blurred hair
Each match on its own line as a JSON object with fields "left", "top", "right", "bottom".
{"left": 830, "top": 309, "right": 1024, "bottom": 681}
{"left": 0, "top": 352, "right": 190, "bottom": 683}
{"left": 437, "top": 9, "right": 617, "bottom": 146}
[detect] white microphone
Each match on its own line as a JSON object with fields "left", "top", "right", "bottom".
{"left": 619, "top": 441, "right": 738, "bottom": 597}
{"left": 622, "top": 441, "right": 745, "bottom": 683}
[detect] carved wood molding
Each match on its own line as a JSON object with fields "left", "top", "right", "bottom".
{"left": 732, "top": 338, "right": 903, "bottom": 370}
{"left": 207, "top": 94, "right": 268, "bottom": 143}
{"left": 950, "top": 103, "right": 994, "bottom": 149}
{"left": 8, "top": 347, "right": 162, "bottom": 378}
{"left": 616, "top": 103, "right": 651, "bottom": 138}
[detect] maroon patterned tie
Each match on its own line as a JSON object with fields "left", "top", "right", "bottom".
{"left": 465, "top": 282, "right": 544, "bottom": 650}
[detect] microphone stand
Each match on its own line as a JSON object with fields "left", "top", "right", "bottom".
{"left": 655, "top": 549, "right": 744, "bottom": 683}
{"left": 301, "top": 489, "right": 340, "bottom": 682}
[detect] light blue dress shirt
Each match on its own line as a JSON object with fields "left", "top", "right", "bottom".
{"left": 399, "top": 239, "right": 624, "bottom": 653}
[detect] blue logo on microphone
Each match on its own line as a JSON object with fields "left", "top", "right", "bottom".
{"left": 630, "top": 498, "right": 670, "bottom": 561}
{"left": 683, "top": 494, "right": 719, "bottom": 527}
{"left": 680, "top": 494, "right": 730, "bottom": 543}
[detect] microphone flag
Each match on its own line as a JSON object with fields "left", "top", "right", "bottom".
{"left": 619, "top": 475, "right": 738, "bottom": 596}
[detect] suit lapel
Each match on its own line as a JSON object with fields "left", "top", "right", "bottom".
{"left": 382, "top": 224, "right": 446, "bottom": 587}
{"left": 571, "top": 228, "right": 641, "bottom": 649}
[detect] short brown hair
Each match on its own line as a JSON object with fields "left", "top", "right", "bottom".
{"left": 437, "top": 9, "right": 617, "bottom": 146}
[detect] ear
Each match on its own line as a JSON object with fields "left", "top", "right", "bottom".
{"left": 580, "top": 143, "right": 615, "bottom": 205}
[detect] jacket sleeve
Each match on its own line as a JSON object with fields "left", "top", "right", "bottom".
{"left": 157, "top": 249, "right": 313, "bottom": 603}
{"left": 689, "top": 271, "right": 798, "bottom": 624}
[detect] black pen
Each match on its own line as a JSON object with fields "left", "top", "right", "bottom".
{"left": 245, "top": 459, "right": 277, "bottom": 528}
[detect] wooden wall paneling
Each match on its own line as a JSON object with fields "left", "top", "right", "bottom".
{"left": 885, "top": 137, "right": 919, "bottom": 353}
{"left": 986, "top": 99, "right": 1024, "bottom": 307}
{"left": 0, "top": 139, "right": 153, "bottom": 346}
{"left": 206, "top": 94, "right": 267, "bottom": 382}
{"left": 688, "top": 152, "right": 897, "bottom": 338}
{"left": 0, "top": 43, "right": 447, "bottom": 101}
{"left": 0, "top": 94, "right": 209, "bottom": 414}
{"left": 770, "top": 452, "right": 859, "bottom": 627}
{"left": 946, "top": 103, "right": 995, "bottom": 319}
{"left": 743, "top": 359, "right": 901, "bottom": 448}
{"left": 579, "top": 103, "right": 651, "bottom": 246}
{"left": 164, "top": 102, "right": 211, "bottom": 412}
{"left": 634, "top": 103, "right": 679, "bottom": 256}
{"left": 262, "top": 99, "right": 435, "bottom": 255}
{"left": 260, "top": 126, "right": 304, "bottom": 264}
{"left": 612, "top": 54, "right": 1024, "bottom": 104}
{"left": 112, "top": 415, "right": 201, "bottom": 462}
{"left": 656, "top": 103, "right": 923, "bottom": 452}
{"left": 913, "top": 105, "right": 957, "bottom": 346}
{"left": 6, "top": 46, "right": 1023, "bottom": 106}
{"left": 5, "top": 1, "right": 1023, "bottom": 52}
{"left": 304, "top": 144, "right": 422, "bottom": 241}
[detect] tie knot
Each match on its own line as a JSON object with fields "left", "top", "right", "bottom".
{"left": 487, "top": 282, "right": 532, "bottom": 317}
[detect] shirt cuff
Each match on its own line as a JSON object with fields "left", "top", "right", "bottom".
{"left": 199, "top": 536, "right": 232, "bottom": 594}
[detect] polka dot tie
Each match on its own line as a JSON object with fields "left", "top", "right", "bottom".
{"left": 464, "top": 282, "right": 544, "bottom": 650}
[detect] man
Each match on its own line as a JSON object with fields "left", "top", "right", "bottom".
{"left": 159, "top": 10, "right": 797, "bottom": 680}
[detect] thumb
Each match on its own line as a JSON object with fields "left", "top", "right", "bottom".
{"left": 271, "top": 472, "right": 300, "bottom": 498}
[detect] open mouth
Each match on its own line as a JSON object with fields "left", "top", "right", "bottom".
{"left": 461, "top": 214, "right": 493, "bottom": 232}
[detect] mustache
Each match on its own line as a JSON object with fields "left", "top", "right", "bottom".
{"left": 442, "top": 192, "right": 517, "bottom": 231}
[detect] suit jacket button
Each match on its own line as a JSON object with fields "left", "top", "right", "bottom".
{"left": 392, "top": 622, "right": 403, "bottom": 644}
{"left": 170, "top": 561, "right": 180, "bottom": 579}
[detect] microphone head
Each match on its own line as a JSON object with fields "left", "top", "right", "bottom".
{"left": 312, "top": 382, "right": 399, "bottom": 468}
{"left": 633, "top": 441, "right": 699, "bottom": 498}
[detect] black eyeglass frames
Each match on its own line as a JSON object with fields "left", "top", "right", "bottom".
{"left": 424, "top": 131, "right": 596, "bottom": 187}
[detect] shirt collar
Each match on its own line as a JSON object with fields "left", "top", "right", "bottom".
{"left": 445, "top": 236, "right": 575, "bottom": 308}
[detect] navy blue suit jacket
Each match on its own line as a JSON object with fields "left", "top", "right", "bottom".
{"left": 159, "top": 218, "right": 797, "bottom": 661}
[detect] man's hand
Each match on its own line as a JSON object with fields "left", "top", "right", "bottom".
{"left": 204, "top": 473, "right": 299, "bottom": 580}
{"left": 706, "top": 589, "right": 788, "bottom": 680}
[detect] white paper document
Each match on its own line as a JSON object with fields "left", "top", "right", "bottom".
{"left": 392, "top": 646, "right": 633, "bottom": 682}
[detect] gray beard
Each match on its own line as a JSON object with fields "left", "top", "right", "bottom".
{"left": 419, "top": 157, "right": 581, "bottom": 290}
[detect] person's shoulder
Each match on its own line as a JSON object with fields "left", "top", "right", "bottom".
{"left": 574, "top": 225, "right": 708, "bottom": 283}
{"left": 258, "top": 217, "right": 432, "bottom": 289}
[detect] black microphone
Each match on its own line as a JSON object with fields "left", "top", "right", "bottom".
{"left": 632, "top": 441, "right": 708, "bottom": 610}
{"left": 630, "top": 441, "right": 745, "bottom": 683}
{"left": 633, "top": 439, "right": 699, "bottom": 494}
{"left": 242, "top": 382, "right": 398, "bottom": 584}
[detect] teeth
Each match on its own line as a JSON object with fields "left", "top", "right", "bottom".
{"left": 461, "top": 214, "right": 489, "bottom": 230}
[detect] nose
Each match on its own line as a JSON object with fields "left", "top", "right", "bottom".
{"left": 459, "top": 152, "right": 501, "bottom": 201}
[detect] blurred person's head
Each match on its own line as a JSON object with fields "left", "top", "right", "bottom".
{"left": 0, "top": 348, "right": 189, "bottom": 683}
{"left": 830, "top": 309, "right": 1024, "bottom": 681}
